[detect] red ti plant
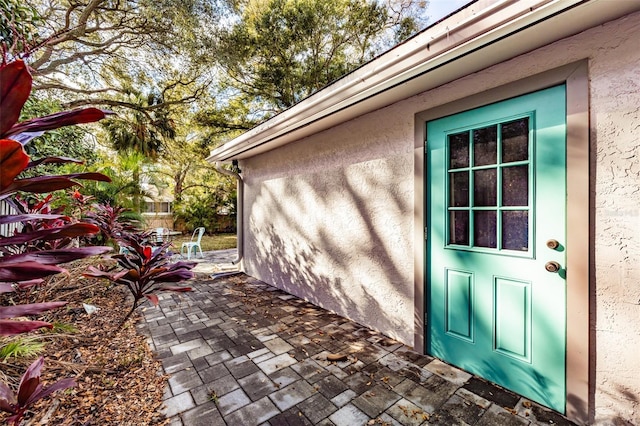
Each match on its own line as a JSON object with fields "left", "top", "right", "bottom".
{"left": 84, "top": 202, "right": 140, "bottom": 248}
{"left": 2, "top": 194, "right": 95, "bottom": 253}
{"left": 1, "top": 58, "right": 113, "bottom": 335}
{"left": 0, "top": 356, "right": 75, "bottom": 425}
{"left": 85, "top": 235, "right": 195, "bottom": 325}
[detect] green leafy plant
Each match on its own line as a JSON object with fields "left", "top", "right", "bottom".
{"left": 0, "top": 356, "right": 75, "bottom": 425}
{"left": 47, "top": 322, "right": 77, "bottom": 334}
{"left": 209, "top": 390, "right": 219, "bottom": 404}
{"left": 0, "top": 336, "right": 45, "bottom": 362}
{"left": 85, "top": 235, "right": 195, "bottom": 325}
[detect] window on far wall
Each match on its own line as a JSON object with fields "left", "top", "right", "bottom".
{"left": 144, "top": 201, "right": 172, "bottom": 214}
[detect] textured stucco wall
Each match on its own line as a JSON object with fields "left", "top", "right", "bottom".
{"left": 586, "top": 15, "right": 640, "bottom": 425}
{"left": 242, "top": 106, "right": 415, "bottom": 344}
{"left": 240, "top": 11, "right": 640, "bottom": 424}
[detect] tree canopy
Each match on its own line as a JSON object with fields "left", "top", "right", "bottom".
{"left": 2, "top": 0, "right": 431, "bottom": 218}
{"left": 198, "top": 0, "right": 428, "bottom": 137}
{"left": 2, "top": 0, "right": 212, "bottom": 117}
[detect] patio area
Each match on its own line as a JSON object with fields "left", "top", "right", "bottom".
{"left": 139, "top": 250, "right": 575, "bottom": 426}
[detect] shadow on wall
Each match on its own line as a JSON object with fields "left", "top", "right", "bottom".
{"left": 245, "top": 156, "right": 414, "bottom": 343}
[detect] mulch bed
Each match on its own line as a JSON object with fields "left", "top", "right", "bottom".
{"left": 1, "top": 259, "right": 168, "bottom": 425}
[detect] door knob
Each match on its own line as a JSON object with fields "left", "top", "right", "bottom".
{"left": 546, "top": 239, "right": 560, "bottom": 250}
{"left": 545, "top": 261, "right": 561, "bottom": 273}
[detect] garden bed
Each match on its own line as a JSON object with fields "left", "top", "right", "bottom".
{"left": 0, "top": 259, "right": 168, "bottom": 425}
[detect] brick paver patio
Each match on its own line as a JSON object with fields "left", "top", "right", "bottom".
{"left": 139, "top": 250, "right": 576, "bottom": 426}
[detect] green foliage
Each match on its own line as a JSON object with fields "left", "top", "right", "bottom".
{"left": 102, "top": 92, "right": 175, "bottom": 158}
{"left": 47, "top": 322, "right": 78, "bottom": 334}
{"left": 220, "top": 0, "right": 388, "bottom": 107}
{"left": 101, "top": 91, "right": 177, "bottom": 213}
{"left": 199, "top": 0, "right": 427, "bottom": 137}
{"left": 173, "top": 202, "right": 236, "bottom": 234}
{"left": 0, "top": 0, "right": 41, "bottom": 60}
{"left": 0, "top": 336, "right": 45, "bottom": 362}
{"left": 173, "top": 180, "right": 236, "bottom": 233}
{"left": 19, "top": 97, "right": 100, "bottom": 171}
{"left": 80, "top": 152, "right": 150, "bottom": 214}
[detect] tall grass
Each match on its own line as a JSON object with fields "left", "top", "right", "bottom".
{"left": 0, "top": 336, "right": 45, "bottom": 362}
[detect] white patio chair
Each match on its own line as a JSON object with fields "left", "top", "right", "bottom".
{"left": 181, "top": 227, "right": 205, "bottom": 259}
{"left": 154, "top": 227, "right": 169, "bottom": 245}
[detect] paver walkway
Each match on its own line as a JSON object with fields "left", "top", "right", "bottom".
{"left": 140, "top": 250, "right": 576, "bottom": 426}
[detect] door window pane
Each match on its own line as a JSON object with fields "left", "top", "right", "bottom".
{"left": 473, "top": 125, "right": 497, "bottom": 166}
{"left": 502, "top": 118, "right": 529, "bottom": 163}
{"left": 502, "top": 165, "right": 528, "bottom": 206}
{"left": 502, "top": 211, "right": 528, "bottom": 251}
{"left": 449, "top": 132, "right": 469, "bottom": 168}
{"left": 445, "top": 116, "right": 532, "bottom": 253}
{"left": 450, "top": 211, "right": 469, "bottom": 245}
{"left": 474, "top": 211, "right": 497, "bottom": 248}
{"left": 474, "top": 169, "right": 497, "bottom": 206}
{"left": 450, "top": 172, "right": 469, "bottom": 207}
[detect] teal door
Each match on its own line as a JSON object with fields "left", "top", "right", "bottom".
{"left": 426, "top": 86, "right": 567, "bottom": 412}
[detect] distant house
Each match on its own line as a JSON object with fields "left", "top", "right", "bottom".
{"left": 142, "top": 197, "right": 173, "bottom": 229}
{"left": 207, "top": 1, "right": 640, "bottom": 424}
{"left": 140, "top": 178, "right": 174, "bottom": 229}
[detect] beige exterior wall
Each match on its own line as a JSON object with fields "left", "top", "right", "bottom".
{"left": 241, "top": 12, "right": 640, "bottom": 424}
{"left": 242, "top": 107, "right": 415, "bottom": 343}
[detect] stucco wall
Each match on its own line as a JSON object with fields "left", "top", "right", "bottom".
{"left": 587, "top": 14, "right": 640, "bottom": 424}
{"left": 240, "top": 11, "right": 640, "bottom": 424}
{"left": 242, "top": 105, "right": 416, "bottom": 344}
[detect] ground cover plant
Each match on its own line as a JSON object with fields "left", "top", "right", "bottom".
{"left": 0, "top": 259, "right": 172, "bottom": 424}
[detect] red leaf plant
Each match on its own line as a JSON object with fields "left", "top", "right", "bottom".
{"left": 0, "top": 301, "right": 68, "bottom": 336}
{"left": 0, "top": 60, "right": 112, "bottom": 201}
{"left": 83, "top": 203, "right": 140, "bottom": 248}
{"left": 0, "top": 356, "right": 75, "bottom": 425}
{"left": 85, "top": 235, "right": 195, "bottom": 326}
{"left": 0, "top": 61, "right": 111, "bottom": 141}
{"left": 0, "top": 58, "right": 113, "bottom": 335}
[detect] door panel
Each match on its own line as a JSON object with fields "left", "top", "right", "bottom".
{"left": 426, "top": 86, "right": 566, "bottom": 412}
{"left": 445, "top": 269, "right": 474, "bottom": 341}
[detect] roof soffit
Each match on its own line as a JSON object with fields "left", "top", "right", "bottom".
{"left": 208, "top": 0, "right": 640, "bottom": 162}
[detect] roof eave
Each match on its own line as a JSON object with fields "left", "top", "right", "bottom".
{"left": 207, "top": 0, "right": 640, "bottom": 163}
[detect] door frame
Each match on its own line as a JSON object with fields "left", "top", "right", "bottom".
{"left": 413, "top": 61, "right": 589, "bottom": 424}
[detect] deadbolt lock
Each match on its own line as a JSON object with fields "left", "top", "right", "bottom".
{"left": 545, "top": 261, "right": 561, "bottom": 273}
{"left": 546, "top": 239, "right": 560, "bottom": 250}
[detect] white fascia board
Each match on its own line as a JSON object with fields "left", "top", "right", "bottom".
{"left": 207, "top": 0, "right": 640, "bottom": 162}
